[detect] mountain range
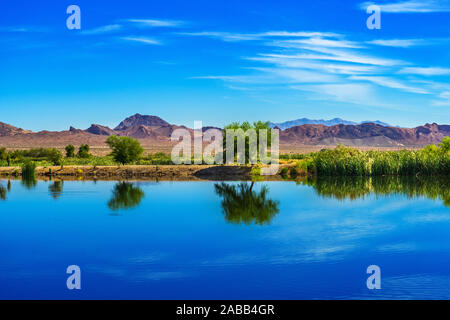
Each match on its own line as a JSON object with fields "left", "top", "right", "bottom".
{"left": 269, "top": 118, "right": 391, "bottom": 130}
{"left": 0, "top": 114, "right": 449, "bottom": 149}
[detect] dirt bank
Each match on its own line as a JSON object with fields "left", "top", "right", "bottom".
{"left": 0, "top": 165, "right": 268, "bottom": 181}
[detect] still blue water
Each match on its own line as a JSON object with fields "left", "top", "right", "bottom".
{"left": 1, "top": 178, "right": 450, "bottom": 299}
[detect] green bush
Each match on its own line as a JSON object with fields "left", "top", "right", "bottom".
{"left": 106, "top": 136, "right": 144, "bottom": 165}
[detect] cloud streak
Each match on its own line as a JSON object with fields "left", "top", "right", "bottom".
{"left": 359, "top": 0, "right": 450, "bottom": 13}
{"left": 120, "top": 36, "right": 161, "bottom": 45}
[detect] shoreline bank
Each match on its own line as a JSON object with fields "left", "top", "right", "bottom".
{"left": 0, "top": 165, "right": 277, "bottom": 180}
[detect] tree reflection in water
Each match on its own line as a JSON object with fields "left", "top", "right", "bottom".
{"left": 49, "top": 180, "right": 64, "bottom": 200}
{"left": 299, "top": 176, "right": 450, "bottom": 206}
{"left": 214, "top": 182, "right": 279, "bottom": 225}
{"left": 0, "top": 185, "right": 6, "bottom": 201}
{"left": 108, "top": 182, "right": 145, "bottom": 211}
{"left": 0, "top": 180, "right": 12, "bottom": 201}
{"left": 21, "top": 175, "right": 37, "bottom": 190}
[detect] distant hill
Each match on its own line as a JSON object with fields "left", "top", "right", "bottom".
{"left": 269, "top": 118, "right": 391, "bottom": 130}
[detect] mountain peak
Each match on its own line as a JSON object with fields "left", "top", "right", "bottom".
{"left": 114, "top": 114, "right": 170, "bottom": 131}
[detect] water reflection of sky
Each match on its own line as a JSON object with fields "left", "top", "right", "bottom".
{"left": 0, "top": 179, "right": 450, "bottom": 299}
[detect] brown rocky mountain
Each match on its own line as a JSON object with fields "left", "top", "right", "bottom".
{"left": 0, "top": 122, "right": 32, "bottom": 137}
{"left": 114, "top": 114, "right": 169, "bottom": 131}
{"left": 279, "top": 122, "right": 450, "bottom": 147}
{"left": 86, "top": 124, "right": 116, "bottom": 136}
{"left": 1, "top": 115, "right": 450, "bottom": 150}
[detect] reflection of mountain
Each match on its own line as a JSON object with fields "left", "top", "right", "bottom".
{"left": 108, "top": 182, "right": 145, "bottom": 211}
{"left": 214, "top": 182, "right": 279, "bottom": 225}
{"left": 301, "top": 176, "right": 450, "bottom": 206}
{"left": 48, "top": 180, "right": 64, "bottom": 200}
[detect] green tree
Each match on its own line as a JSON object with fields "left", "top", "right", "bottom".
{"left": 106, "top": 135, "right": 144, "bottom": 165}
{"left": 222, "top": 121, "right": 272, "bottom": 163}
{"left": 47, "top": 148, "right": 63, "bottom": 165}
{"left": 0, "top": 147, "right": 6, "bottom": 161}
{"left": 65, "top": 144, "right": 75, "bottom": 158}
{"left": 439, "top": 137, "right": 450, "bottom": 152}
{"left": 77, "top": 144, "right": 90, "bottom": 158}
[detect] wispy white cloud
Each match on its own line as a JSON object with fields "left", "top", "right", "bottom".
{"left": 179, "top": 31, "right": 342, "bottom": 42}
{"left": 263, "top": 48, "right": 404, "bottom": 66}
{"left": 0, "top": 26, "right": 49, "bottom": 33}
{"left": 292, "top": 83, "right": 378, "bottom": 106}
{"left": 124, "top": 19, "right": 184, "bottom": 28}
{"left": 82, "top": 24, "right": 123, "bottom": 35}
{"left": 367, "top": 39, "right": 426, "bottom": 47}
{"left": 359, "top": 0, "right": 450, "bottom": 13}
{"left": 246, "top": 56, "right": 378, "bottom": 75}
{"left": 277, "top": 37, "right": 363, "bottom": 48}
{"left": 398, "top": 67, "right": 450, "bottom": 76}
{"left": 350, "top": 75, "right": 430, "bottom": 94}
{"left": 120, "top": 36, "right": 161, "bottom": 45}
{"left": 178, "top": 31, "right": 261, "bottom": 42}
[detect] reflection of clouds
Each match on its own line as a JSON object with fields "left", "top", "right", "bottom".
{"left": 85, "top": 252, "right": 189, "bottom": 282}
{"left": 85, "top": 265, "right": 189, "bottom": 282}
{"left": 406, "top": 213, "right": 450, "bottom": 223}
{"left": 345, "top": 274, "right": 450, "bottom": 300}
{"left": 128, "top": 253, "right": 167, "bottom": 264}
{"left": 376, "top": 242, "right": 418, "bottom": 254}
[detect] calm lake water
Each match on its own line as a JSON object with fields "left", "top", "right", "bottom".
{"left": 1, "top": 177, "right": 450, "bottom": 300}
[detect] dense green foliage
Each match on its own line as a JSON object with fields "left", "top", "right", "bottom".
{"left": 77, "top": 144, "right": 91, "bottom": 158}
{"left": 222, "top": 121, "right": 273, "bottom": 163}
{"left": 106, "top": 136, "right": 144, "bottom": 165}
{"left": 65, "top": 145, "right": 75, "bottom": 158}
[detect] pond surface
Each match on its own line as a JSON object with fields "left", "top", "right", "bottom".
{"left": 1, "top": 177, "right": 450, "bottom": 299}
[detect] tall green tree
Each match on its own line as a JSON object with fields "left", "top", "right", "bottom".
{"left": 106, "top": 136, "right": 144, "bottom": 165}
{"left": 222, "top": 121, "right": 272, "bottom": 163}
{"left": 77, "top": 144, "right": 90, "bottom": 158}
{"left": 65, "top": 144, "right": 75, "bottom": 158}
{"left": 47, "top": 148, "right": 63, "bottom": 165}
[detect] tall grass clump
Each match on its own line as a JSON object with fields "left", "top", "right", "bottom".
{"left": 21, "top": 161, "right": 36, "bottom": 178}
{"left": 306, "top": 138, "right": 450, "bottom": 177}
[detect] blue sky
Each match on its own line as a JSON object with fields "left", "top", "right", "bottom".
{"left": 0, "top": 0, "right": 450, "bottom": 131}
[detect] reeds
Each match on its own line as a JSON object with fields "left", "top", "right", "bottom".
{"left": 307, "top": 143, "right": 450, "bottom": 176}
